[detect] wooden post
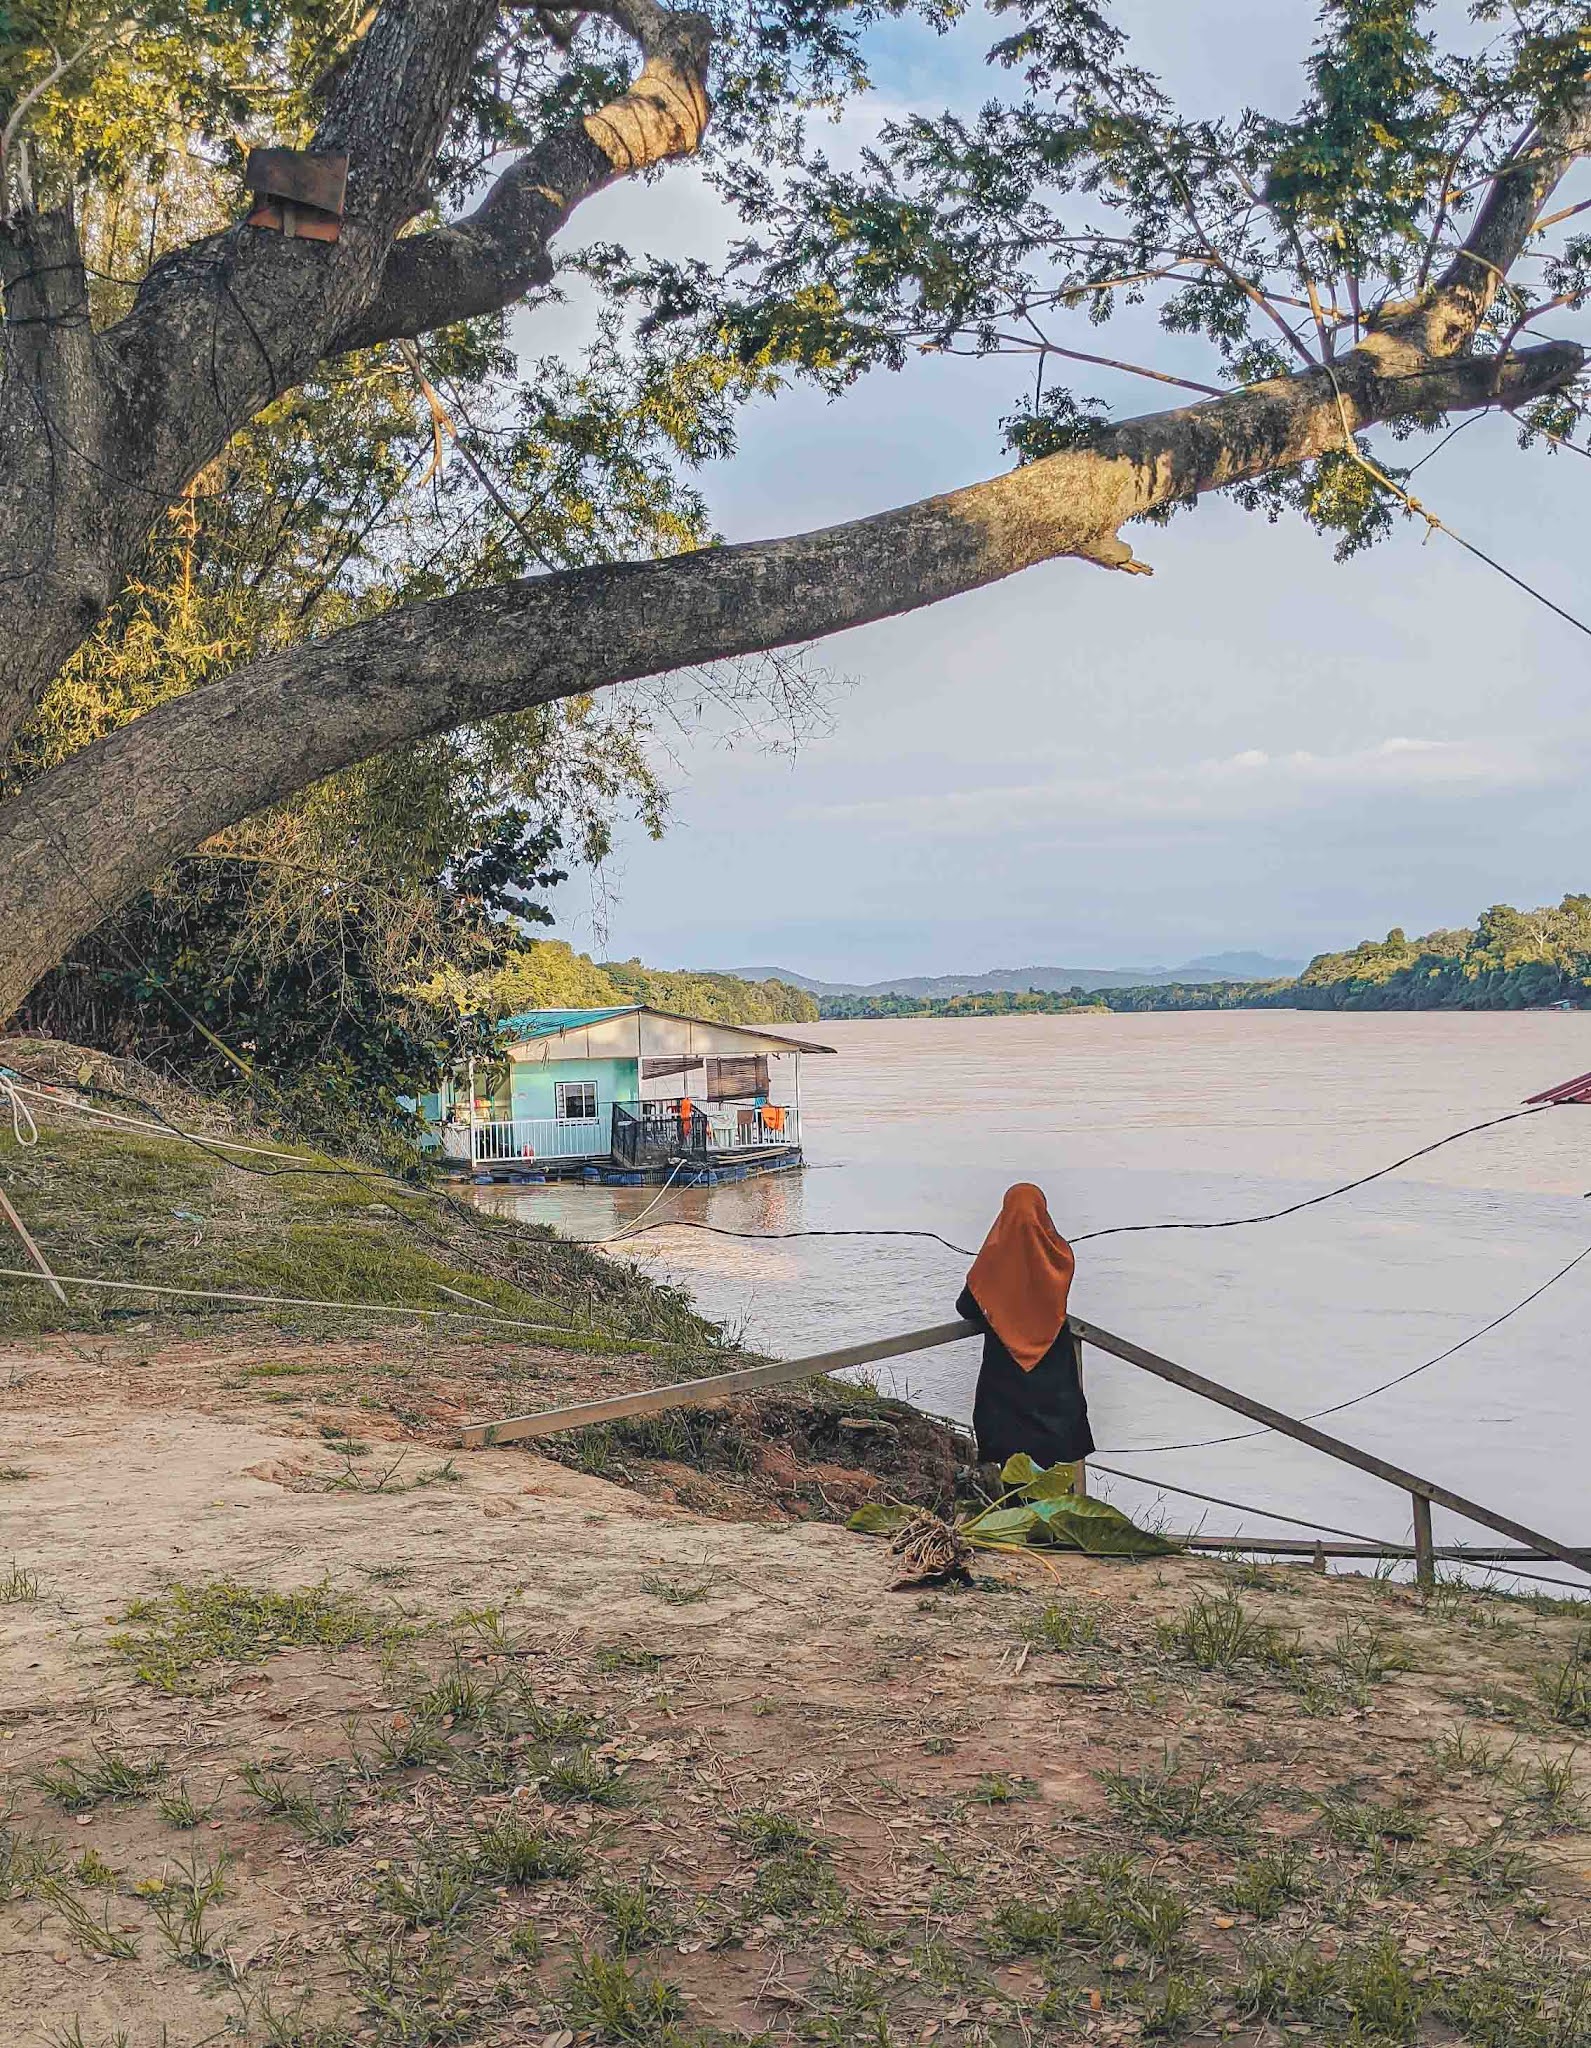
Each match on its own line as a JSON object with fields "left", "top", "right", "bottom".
{"left": 459, "top": 1319, "right": 979, "bottom": 1447}
{"left": 0, "top": 1184, "right": 67, "bottom": 1304}
{"left": 1412, "top": 1493, "right": 1436, "bottom": 1594}
{"left": 1072, "top": 1330, "right": 1087, "bottom": 1494}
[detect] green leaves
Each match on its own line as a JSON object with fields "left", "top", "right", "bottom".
{"left": 854, "top": 1459, "right": 1176, "bottom": 1560}
{"left": 846, "top": 1502, "right": 916, "bottom": 1536}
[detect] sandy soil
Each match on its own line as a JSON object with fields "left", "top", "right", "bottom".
{"left": 2, "top": 1337, "right": 1589, "bottom": 2047}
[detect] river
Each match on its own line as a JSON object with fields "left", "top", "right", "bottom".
{"left": 480, "top": 1011, "right": 1591, "bottom": 1583}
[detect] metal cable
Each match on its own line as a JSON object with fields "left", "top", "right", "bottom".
{"left": 1095, "top": 1234, "right": 1591, "bottom": 1455}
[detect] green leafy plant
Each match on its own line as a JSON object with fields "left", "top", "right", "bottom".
{"left": 850, "top": 1455, "right": 1177, "bottom": 1562}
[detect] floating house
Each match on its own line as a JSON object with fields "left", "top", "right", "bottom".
{"left": 424, "top": 1006, "right": 835, "bottom": 1185}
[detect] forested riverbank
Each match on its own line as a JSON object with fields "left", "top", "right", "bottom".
{"left": 817, "top": 898, "right": 1591, "bottom": 1020}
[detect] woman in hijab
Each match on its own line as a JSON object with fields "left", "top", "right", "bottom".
{"left": 957, "top": 1183, "right": 1093, "bottom": 1471}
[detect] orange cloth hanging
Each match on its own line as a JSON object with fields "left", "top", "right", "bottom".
{"left": 963, "top": 1182, "right": 1075, "bottom": 1372}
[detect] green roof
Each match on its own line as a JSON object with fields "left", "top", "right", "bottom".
{"left": 497, "top": 1006, "right": 637, "bottom": 1040}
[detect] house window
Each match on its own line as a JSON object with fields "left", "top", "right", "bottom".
{"left": 556, "top": 1081, "right": 599, "bottom": 1122}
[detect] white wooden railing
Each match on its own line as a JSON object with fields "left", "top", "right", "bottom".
{"left": 442, "top": 1102, "right": 801, "bottom": 1166}
{"left": 445, "top": 1114, "right": 613, "bottom": 1163}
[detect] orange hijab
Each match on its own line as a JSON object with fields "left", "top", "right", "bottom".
{"left": 965, "top": 1183, "right": 1075, "bottom": 1371}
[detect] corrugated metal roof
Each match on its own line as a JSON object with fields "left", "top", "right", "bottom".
{"left": 1525, "top": 1069, "right": 1591, "bottom": 1105}
{"left": 497, "top": 1006, "right": 638, "bottom": 1039}
{"left": 494, "top": 1004, "right": 835, "bottom": 1055}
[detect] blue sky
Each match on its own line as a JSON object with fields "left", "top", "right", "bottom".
{"left": 531, "top": 2, "right": 1591, "bottom": 978}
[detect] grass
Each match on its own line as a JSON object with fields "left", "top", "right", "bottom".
{"left": 1156, "top": 1590, "right": 1295, "bottom": 1673}
{"left": 639, "top": 1572, "right": 713, "bottom": 1606}
{"left": 379, "top": 1859, "right": 479, "bottom": 1931}
{"left": 1511, "top": 1749, "right": 1584, "bottom": 1827}
{"left": 145, "top": 1852, "right": 230, "bottom": 1968}
{"left": 467, "top": 1816, "right": 583, "bottom": 1885}
{"left": 343, "top": 1930, "right": 477, "bottom": 2042}
{"left": 239, "top": 1763, "right": 356, "bottom": 1844}
{"left": 592, "top": 1870, "right": 676, "bottom": 1951}
{"left": 365, "top": 1709, "right": 450, "bottom": 1774}
{"left": 595, "top": 1643, "right": 667, "bottom": 1674}
{"left": 0, "top": 1561, "right": 41, "bottom": 1602}
{"left": 994, "top": 1854, "right": 1188, "bottom": 1970}
{"left": 542, "top": 1748, "right": 633, "bottom": 1806}
{"left": 1021, "top": 1597, "right": 1104, "bottom": 1650}
{"left": 158, "top": 1778, "right": 220, "bottom": 1829}
{"left": 732, "top": 1809, "right": 815, "bottom": 1854}
{"left": 0, "top": 1823, "right": 60, "bottom": 1900}
{"left": 1224, "top": 1843, "right": 1310, "bottom": 1919}
{"left": 71, "top": 1849, "right": 118, "bottom": 1889}
{"left": 561, "top": 1409, "right": 759, "bottom": 1481}
{"left": 563, "top": 1948, "right": 688, "bottom": 2043}
{"left": 1239, "top": 1932, "right": 1427, "bottom": 2039}
{"left": 1099, "top": 1753, "right": 1255, "bottom": 1839}
{"left": 39, "top": 1742, "right": 165, "bottom": 1812}
{"left": 38, "top": 1877, "right": 140, "bottom": 1962}
{"left": 968, "top": 1771, "right": 1038, "bottom": 1805}
{"left": 1310, "top": 1791, "right": 1425, "bottom": 1849}
{"left": 1430, "top": 1725, "right": 1514, "bottom": 1780}
{"left": 110, "top": 1578, "right": 398, "bottom": 1691}
{"left": 1329, "top": 1619, "right": 1407, "bottom": 1687}
{"left": 1140, "top": 1971, "right": 1215, "bottom": 2038}
{"left": 0, "top": 1104, "right": 720, "bottom": 1354}
{"left": 1445, "top": 1836, "right": 1544, "bottom": 1900}
{"left": 732, "top": 1811, "right": 843, "bottom": 1920}
{"left": 1539, "top": 1651, "right": 1591, "bottom": 1730}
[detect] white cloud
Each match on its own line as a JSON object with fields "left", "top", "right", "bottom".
{"left": 800, "top": 736, "right": 1560, "bottom": 836}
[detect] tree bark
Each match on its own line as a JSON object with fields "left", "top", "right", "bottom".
{"left": 0, "top": 335, "right": 1578, "bottom": 1019}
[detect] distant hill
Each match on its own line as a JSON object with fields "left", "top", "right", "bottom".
{"left": 432, "top": 941, "right": 821, "bottom": 1026}
{"left": 730, "top": 952, "right": 1304, "bottom": 998}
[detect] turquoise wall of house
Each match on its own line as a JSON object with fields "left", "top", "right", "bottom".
{"left": 509, "top": 1056, "right": 638, "bottom": 1123}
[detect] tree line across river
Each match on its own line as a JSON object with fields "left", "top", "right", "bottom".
{"left": 813, "top": 898, "right": 1591, "bottom": 1021}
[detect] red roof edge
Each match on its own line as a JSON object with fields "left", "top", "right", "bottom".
{"left": 1525, "top": 1069, "right": 1591, "bottom": 1105}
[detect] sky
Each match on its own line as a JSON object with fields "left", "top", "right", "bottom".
{"left": 527, "top": 1, "right": 1591, "bottom": 980}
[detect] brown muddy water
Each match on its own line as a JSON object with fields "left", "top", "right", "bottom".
{"left": 481, "top": 1012, "right": 1591, "bottom": 1580}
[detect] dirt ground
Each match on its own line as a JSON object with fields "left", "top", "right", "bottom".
{"left": 2, "top": 1334, "right": 1590, "bottom": 2048}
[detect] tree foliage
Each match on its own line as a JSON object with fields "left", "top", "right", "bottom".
{"left": 429, "top": 936, "right": 819, "bottom": 1023}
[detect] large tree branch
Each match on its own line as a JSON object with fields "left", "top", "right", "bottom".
{"left": 332, "top": 3, "right": 711, "bottom": 353}
{"left": 1386, "top": 79, "right": 1591, "bottom": 358}
{"left": 0, "top": 334, "right": 1579, "bottom": 1019}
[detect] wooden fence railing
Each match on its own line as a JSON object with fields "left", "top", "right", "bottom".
{"left": 458, "top": 1315, "right": 1589, "bottom": 1588}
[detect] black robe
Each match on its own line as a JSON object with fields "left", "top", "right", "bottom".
{"left": 957, "top": 1284, "right": 1094, "bottom": 1469}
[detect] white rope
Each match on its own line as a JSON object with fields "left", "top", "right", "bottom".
{"left": 2, "top": 1079, "right": 303, "bottom": 1160}
{"left": 0, "top": 1074, "right": 39, "bottom": 1147}
{"left": 0, "top": 1262, "right": 607, "bottom": 1337}
{"left": 590, "top": 1157, "right": 691, "bottom": 1245}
